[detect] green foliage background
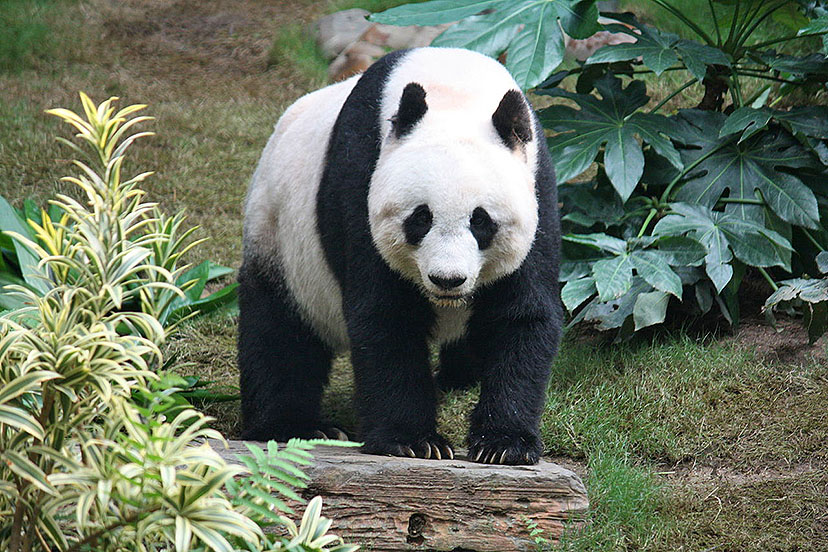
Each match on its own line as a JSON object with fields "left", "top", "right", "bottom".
{"left": 373, "top": 0, "right": 828, "bottom": 338}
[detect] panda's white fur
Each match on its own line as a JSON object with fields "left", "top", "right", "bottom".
{"left": 244, "top": 75, "right": 359, "bottom": 349}
{"left": 244, "top": 48, "right": 537, "bottom": 351}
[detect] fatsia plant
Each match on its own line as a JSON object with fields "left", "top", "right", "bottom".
{"left": 0, "top": 94, "right": 357, "bottom": 552}
{"left": 371, "top": 0, "right": 603, "bottom": 89}
{"left": 375, "top": 0, "right": 828, "bottom": 337}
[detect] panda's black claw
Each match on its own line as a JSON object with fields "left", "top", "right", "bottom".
{"left": 468, "top": 431, "right": 541, "bottom": 465}
{"left": 311, "top": 427, "right": 349, "bottom": 441}
{"left": 363, "top": 432, "right": 453, "bottom": 460}
{"left": 329, "top": 427, "right": 349, "bottom": 441}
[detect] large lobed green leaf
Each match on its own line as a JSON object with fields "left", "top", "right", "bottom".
{"left": 672, "top": 110, "right": 822, "bottom": 230}
{"left": 586, "top": 13, "right": 730, "bottom": 82}
{"left": 540, "top": 74, "right": 682, "bottom": 201}
{"left": 654, "top": 202, "right": 793, "bottom": 293}
{"left": 562, "top": 232, "right": 691, "bottom": 308}
{"left": 372, "top": 0, "right": 601, "bottom": 89}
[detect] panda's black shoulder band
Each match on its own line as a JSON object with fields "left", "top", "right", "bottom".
{"left": 392, "top": 82, "right": 428, "bottom": 139}
{"left": 492, "top": 89, "right": 533, "bottom": 150}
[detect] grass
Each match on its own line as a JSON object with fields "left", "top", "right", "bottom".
{"left": 542, "top": 336, "right": 828, "bottom": 549}
{"left": 327, "top": 0, "right": 426, "bottom": 13}
{"left": 0, "top": 0, "right": 55, "bottom": 73}
{"left": 267, "top": 24, "right": 330, "bottom": 86}
{"left": 1, "top": 0, "right": 826, "bottom": 550}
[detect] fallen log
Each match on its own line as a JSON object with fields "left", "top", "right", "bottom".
{"left": 219, "top": 441, "right": 589, "bottom": 551}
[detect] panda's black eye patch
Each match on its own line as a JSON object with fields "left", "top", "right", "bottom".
{"left": 403, "top": 204, "right": 433, "bottom": 246}
{"left": 470, "top": 207, "right": 498, "bottom": 250}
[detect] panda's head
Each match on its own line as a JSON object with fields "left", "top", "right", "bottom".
{"left": 368, "top": 82, "right": 539, "bottom": 307}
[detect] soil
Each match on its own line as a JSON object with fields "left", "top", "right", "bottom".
{"left": 95, "top": 0, "right": 320, "bottom": 99}
{"left": 727, "top": 315, "right": 827, "bottom": 366}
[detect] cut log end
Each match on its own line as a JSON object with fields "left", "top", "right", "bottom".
{"left": 219, "top": 441, "right": 589, "bottom": 551}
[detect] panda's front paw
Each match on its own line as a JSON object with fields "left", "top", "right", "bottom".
{"left": 362, "top": 432, "right": 454, "bottom": 460}
{"left": 467, "top": 431, "right": 542, "bottom": 465}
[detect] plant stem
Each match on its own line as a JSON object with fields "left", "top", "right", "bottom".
{"left": 803, "top": 228, "right": 824, "bottom": 250}
{"left": 637, "top": 208, "right": 658, "bottom": 238}
{"left": 649, "top": 79, "right": 696, "bottom": 113}
{"left": 9, "top": 487, "right": 27, "bottom": 552}
{"left": 725, "top": 0, "right": 741, "bottom": 48}
{"left": 707, "top": 0, "right": 723, "bottom": 46}
{"left": 734, "top": 0, "right": 767, "bottom": 44}
{"left": 737, "top": 1, "right": 790, "bottom": 49}
{"left": 647, "top": 0, "right": 714, "bottom": 44}
{"left": 728, "top": 73, "right": 744, "bottom": 107}
{"left": 749, "top": 32, "right": 828, "bottom": 50}
{"left": 735, "top": 70, "right": 802, "bottom": 85}
{"left": 758, "top": 267, "right": 779, "bottom": 291}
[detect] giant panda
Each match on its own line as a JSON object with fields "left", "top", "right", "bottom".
{"left": 239, "top": 47, "right": 562, "bottom": 465}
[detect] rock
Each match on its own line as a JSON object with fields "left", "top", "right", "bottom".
{"left": 313, "top": 8, "right": 372, "bottom": 59}
{"left": 564, "top": 16, "right": 638, "bottom": 61}
{"left": 328, "top": 21, "right": 452, "bottom": 81}
{"left": 219, "top": 441, "right": 589, "bottom": 551}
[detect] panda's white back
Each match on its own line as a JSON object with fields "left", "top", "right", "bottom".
{"left": 244, "top": 75, "right": 360, "bottom": 350}
{"left": 244, "top": 48, "right": 532, "bottom": 352}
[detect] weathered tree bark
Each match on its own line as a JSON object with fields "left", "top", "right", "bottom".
{"left": 219, "top": 441, "right": 589, "bottom": 552}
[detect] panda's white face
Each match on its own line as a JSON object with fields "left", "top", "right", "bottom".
{"left": 368, "top": 138, "right": 539, "bottom": 307}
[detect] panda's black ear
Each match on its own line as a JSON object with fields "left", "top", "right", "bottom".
{"left": 492, "top": 89, "right": 533, "bottom": 150}
{"left": 392, "top": 82, "right": 428, "bottom": 139}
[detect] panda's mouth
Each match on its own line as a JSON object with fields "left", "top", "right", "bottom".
{"left": 427, "top": 293, "right": 471, "bottom": 308}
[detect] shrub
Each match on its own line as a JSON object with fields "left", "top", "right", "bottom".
{"left": 0, "top": 94, "right": 357, "bottom": 552}
{"left": 372, "top": 0, "right": 828, "bottom": 338}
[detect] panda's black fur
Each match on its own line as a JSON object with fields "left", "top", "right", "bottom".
{"left": 239, "top": 48, "right": 562, "bottom": 465}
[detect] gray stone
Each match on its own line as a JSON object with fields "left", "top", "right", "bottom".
{"left": 313, "top": 8, "right": 372, "bottom": 59}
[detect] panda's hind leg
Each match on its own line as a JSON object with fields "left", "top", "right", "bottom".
{"left": 237, "top": 255, "right": 340, "bottom": 441}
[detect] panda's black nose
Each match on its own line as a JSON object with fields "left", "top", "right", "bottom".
{"left": 429, "top": 274, "right": 467, "bottom": 290}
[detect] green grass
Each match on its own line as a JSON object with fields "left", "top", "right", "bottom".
{"left": 267, "top": 23, "right": 330, "bottom": 86}
{"left": 326, "top": 0, "right": 426, "bottom": 14}
{"left": 537, "top": 336, "right": 828, "bottom": 550}
{"left": 0, "top": 0, "right": 54, "bottom": 73}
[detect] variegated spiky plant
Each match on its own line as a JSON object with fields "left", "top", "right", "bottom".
{"left": 0, "top": 94, "right": 357, "bottom": 552}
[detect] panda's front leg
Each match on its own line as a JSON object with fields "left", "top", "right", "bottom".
{"left": 466, "top": 312, "right": 560, "bottom": 466}
{"left": 343, "top": 283, "right": 454, "bottom": 460}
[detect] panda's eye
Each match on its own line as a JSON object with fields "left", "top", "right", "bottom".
{"left": 470, "top": 207, "right": 497, "bottom": 250}
{"left": 403, "top": 204, "right": 432, "bottom": 246}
